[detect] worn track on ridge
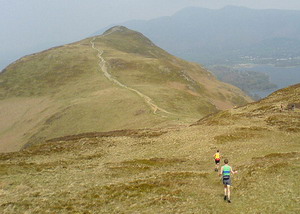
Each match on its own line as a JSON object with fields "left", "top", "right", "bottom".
{"left": 90, "top": 36, "right": 173, "bottom": 117}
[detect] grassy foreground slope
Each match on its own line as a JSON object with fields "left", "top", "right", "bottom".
{"left": 0, "top": 84, "right": 299, "bottom": 213}
{"left": 0, "top": 26, "right": 251, "bottom": 152}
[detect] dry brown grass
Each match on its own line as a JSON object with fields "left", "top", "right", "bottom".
{"left": 213, "top": 126, "right": 270, "bottom": 144}
{"left": 0, "top": 115, "right": 299, "bottom": 213}
{"left": 0, "top": 97, "right": 60, "bottom": 153}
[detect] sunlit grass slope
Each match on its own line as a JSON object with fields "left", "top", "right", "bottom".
{"left": 0, "top": 26, "right": 251, "bottom": 152}
{"left": 0, "top": 84, "right": 298, "bottom": 213}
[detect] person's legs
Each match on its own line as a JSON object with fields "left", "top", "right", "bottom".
{"left": 227, "top": 185, "right": 231, "bottom": 202}
{"left": 215, "top": 160, "right": 220, "bottom": 171}
{"left": 224, "top": 185, "right": 227, "bottom": 200}
{"left": 214, "top": 160, "right": 217, "bottom": 171}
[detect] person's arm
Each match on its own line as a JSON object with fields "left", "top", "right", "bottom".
{"left": 231, "top": 167, "right": 238, "bottom": 174}
{"left": 219, "top": 166, "right": 223, "bottom": 176}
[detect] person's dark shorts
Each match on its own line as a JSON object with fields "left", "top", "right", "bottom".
{"left": 223, "top": 176, "right": 231, "bottom": 185}
{"left": 215, "top": 158, "right": 220, "bottom": 164}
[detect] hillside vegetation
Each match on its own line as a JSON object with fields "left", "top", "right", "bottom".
{"left": 0, "top": 84, "right": 299, "bottom": 213}
{"left": 0, "top": 26, "right": 251, "bottom": 152}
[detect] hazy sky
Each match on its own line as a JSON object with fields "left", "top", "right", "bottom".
{"left": 1, "top": 0, "right": 300, "bottom": 70}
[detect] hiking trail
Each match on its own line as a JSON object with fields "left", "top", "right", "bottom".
{"left": 90, "top": 36, "right": 173, "bottom": 116}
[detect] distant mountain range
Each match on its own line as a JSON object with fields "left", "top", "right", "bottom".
{"left": 95, "top": 6, "right": 300, "bottom": 65}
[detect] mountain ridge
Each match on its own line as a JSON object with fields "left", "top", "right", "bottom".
{"left": 0, "top": 26, "right": 251, "bottom": 152}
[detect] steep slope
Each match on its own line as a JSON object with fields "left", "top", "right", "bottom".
{"left": 0, "top": 26, "right": 251, "bottom": 152}
{"left": 0, "top": 85, "right": 298, "bottom": 213}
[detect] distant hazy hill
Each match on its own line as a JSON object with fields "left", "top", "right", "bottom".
{"left": 96, "top": 6, "right": 300, "bottom": 65}
{"left": 0, "top": 26, "right": 251, "bottom": 152}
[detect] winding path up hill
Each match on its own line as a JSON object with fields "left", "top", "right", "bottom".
{"left": 0, "top": 26, "right": 251, "bottom": 152}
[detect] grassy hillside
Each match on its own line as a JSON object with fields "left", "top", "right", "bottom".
{"left": 0, "top": 26, "right": 251, "bottom": 152}
{"left": 96, "top": 27, "right": 251, "bottom": 113}
{"left": 0, "top": 84, "right": 299, "bottom": 213}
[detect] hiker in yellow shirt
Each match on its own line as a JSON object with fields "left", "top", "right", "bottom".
{"left": 213, "top": 150, "right": 221, "bottom": 172}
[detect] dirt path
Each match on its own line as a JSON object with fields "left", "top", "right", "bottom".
{"left": 90, "top": 36, "right": 172, "bottom": 116}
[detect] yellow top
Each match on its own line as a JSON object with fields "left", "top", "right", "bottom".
{"left": 214, "top": 152, "right": 220, "bottom": 159}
